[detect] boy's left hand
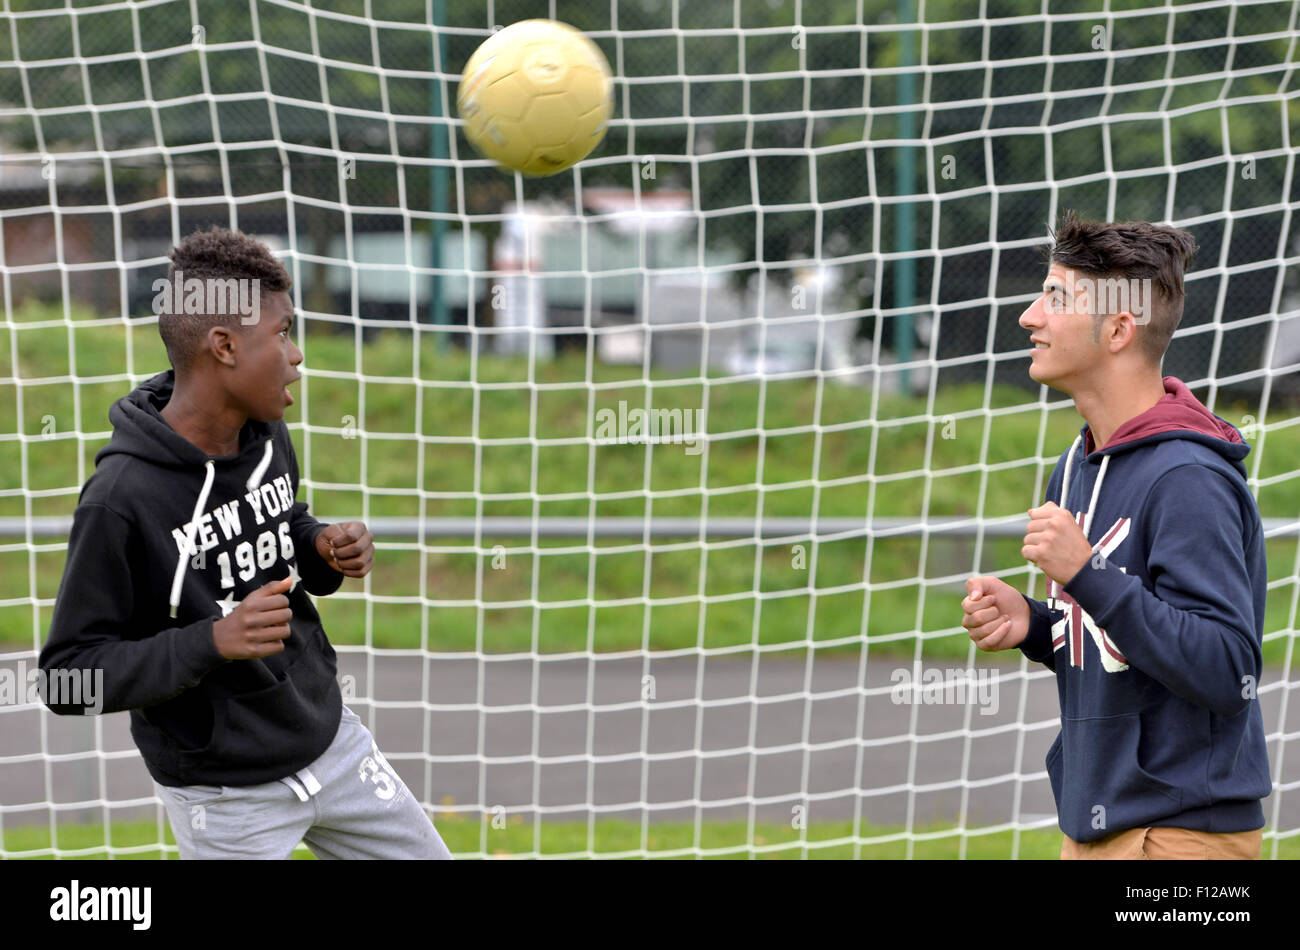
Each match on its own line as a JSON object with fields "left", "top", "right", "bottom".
{"left": 1023, "top": 502, "right": 1094, "bottom": 587}
{"left": 315, "top": 521, "right": 374, "bottom": 577}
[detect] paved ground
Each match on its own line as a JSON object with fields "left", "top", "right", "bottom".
{"left": 2, "top": 647, "right": 1297, "bottom": 836}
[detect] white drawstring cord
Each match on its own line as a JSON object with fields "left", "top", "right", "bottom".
{"left": 169, "top": 460, "right": 215, "bottom": 618}
{"left": 167, "top": 437, "right": 274, "bottom": 619}
{"left": 1058, "top": 433, "right": 1111, "bottom": 543}
{"left": 246, "top": 437, "right": 273, "bottom": 491}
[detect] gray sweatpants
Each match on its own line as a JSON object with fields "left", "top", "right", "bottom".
{"left": 155, "top": 705, "right": 452, "bottom": 859}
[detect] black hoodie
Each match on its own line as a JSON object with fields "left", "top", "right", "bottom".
{"left": 39, "top": 370, "right": 344, "bottom": 788}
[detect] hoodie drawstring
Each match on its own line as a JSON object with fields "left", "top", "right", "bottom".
{"left": 167, "top": 437, "right": 275, "bottom": 620}
{"left": 170, "top": 460, "right": 215, "bottom": 618}
{"left": 1057, "top": 433, "right": 1112, "bottom": 545}
{"left": 1059, "top": 435, "right": 1081, "bottom": 511}
{"left": 1083, "top": 455, "right": 1110, "bottom": 539}
{"left": 247, "top": 437, "right": 274, "bottom": 493}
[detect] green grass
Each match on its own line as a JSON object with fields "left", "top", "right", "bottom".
{"left": 11, "top": 816, "right": 1298, "bottom": 859}
{"left": 2, "top": 304, "right": 1299, "bottom": 661}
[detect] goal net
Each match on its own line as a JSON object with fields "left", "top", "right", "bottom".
{"left": 1, "top": 0, "right": 1297, "bottom": 859}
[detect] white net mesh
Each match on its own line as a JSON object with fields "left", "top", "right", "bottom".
{"left": 1, "top": 0, "right": 1298, "bottom": 858}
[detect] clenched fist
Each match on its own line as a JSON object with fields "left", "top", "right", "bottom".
{"left": 314, "top": 521, "right": 374, "bottom": 577}
{"left": 1022, "top": 502, "right": 1093, "bottom": 586}
{"left": 212, "top": 575, "right": 294, "bottom": 660}
{"left": 961, "top": 576, "right": 1029, "bottom": 653}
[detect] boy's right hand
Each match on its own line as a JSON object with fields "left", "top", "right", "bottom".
{"left": 962, "top": 576, "right": 1030, "bottom": 652}
{"left": 211, "top": 576, "right": 294, "bottom": 660}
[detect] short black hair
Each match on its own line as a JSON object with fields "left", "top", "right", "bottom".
{"left": 1042, "top": 211, "right": 1198, "bottom": 366}
{"left": 157, "top": 226, "right": 291, "bottom": 373}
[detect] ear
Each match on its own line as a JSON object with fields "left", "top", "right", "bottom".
{"left": 207, "top": 324, "right": 239, "bottom": 368}
{"left": 1106, "top": 310, "right": 1141, "bottom": 355}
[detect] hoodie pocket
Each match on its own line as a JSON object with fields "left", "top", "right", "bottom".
{"left": 175, "top": 630, "right": 338, "bottom": 782}
{"left": 1052, "top": 713, "right": 1184, "bottom": 837}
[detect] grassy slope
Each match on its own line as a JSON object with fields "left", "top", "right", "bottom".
{"left": 1, "top": 307, "right": 1297, "bottom": 662}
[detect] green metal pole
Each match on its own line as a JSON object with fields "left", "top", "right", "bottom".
{"left": 894, "top": 0, "right": 917, "bottom": 394}
{"left": 430, "top": 0, "right": 449, "bottom": 346}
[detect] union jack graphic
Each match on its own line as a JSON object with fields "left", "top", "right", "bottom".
{"left": 1048, "top": 514, "right": 1131, "bottom": 672}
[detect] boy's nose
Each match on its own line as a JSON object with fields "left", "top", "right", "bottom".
{"left": 1019, "top": 296, "right": 1045, "bottom": 329}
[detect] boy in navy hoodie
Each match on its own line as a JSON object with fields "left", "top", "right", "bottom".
{"left": 39, "top": 226, "right": 451, "bottom": 859}
{"left": 961, "top": 213, "right": 1270, "bottom": 859}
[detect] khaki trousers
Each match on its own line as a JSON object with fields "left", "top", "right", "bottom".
{"left": 1061, "top": 826, "right": 1262, "bottom": 860}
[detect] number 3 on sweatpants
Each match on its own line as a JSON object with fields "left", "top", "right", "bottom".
{"left": 358, "top": 741, "right": 399, "bottom": 801}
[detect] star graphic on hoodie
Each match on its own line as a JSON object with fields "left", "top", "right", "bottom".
{"left": 215, "top": 591, "right": 241, "bottom": 617}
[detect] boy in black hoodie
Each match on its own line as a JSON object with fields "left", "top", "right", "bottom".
{"left": 39, "top": 226, "right": 451, "bottom": 859}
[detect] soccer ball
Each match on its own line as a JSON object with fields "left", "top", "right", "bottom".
{"left": 456, "top": 20, "right": 614, "bottom": 177}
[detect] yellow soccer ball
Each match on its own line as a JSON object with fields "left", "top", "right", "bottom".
{"left": 456, "top": 19, "right": 614, "bottom": 177}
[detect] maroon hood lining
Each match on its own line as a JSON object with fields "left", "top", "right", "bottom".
{"left": 1084, "top": 376, "right": 1245, "bottom": 455}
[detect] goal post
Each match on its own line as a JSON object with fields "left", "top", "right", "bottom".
{"left": 0, "top": 0, "right": 1297, "bottom": 860}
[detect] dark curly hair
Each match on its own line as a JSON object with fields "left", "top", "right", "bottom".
{"left": 157, "top": 226, "right": 292, "bottom": 373}
{"left": 1042, "top": 211, "right": 1198, "bottom": 366}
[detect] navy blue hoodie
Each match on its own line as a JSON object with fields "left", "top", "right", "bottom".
{"left": 1019, "top": 376, "right": 1271, "bottom": 842}
{"left": 39, "top": 370, "right": 345, "bottom": 788}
